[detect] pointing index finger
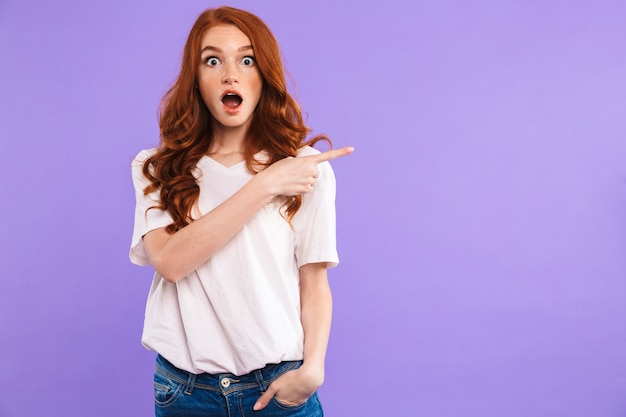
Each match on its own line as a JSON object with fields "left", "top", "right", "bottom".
{"left": 311, "top": 146, "right": 355, "bottom": 164}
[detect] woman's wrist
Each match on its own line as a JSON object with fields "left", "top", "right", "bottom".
{"left": 299, "top": 361, "right": 325, "bottom": 386}
{"left": 249, "top": 169, "right": 278, "bottom": 201}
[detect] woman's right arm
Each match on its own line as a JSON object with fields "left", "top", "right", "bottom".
{"left": 142, "top": 146, "right": 353, "bottom": 282}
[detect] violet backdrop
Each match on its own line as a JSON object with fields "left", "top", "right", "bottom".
{"left": 1, "top": 0, "right": 625, "bottom": 416}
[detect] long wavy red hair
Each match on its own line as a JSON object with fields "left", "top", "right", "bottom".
{"left": 142, "top": 6, "right": 329, "bottom": 233}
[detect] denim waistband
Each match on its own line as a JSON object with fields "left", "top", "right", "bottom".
{"left": 155, "top": 354, "right": 302, "bottom": 395}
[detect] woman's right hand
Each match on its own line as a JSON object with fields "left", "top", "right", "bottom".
{"left": 258, "top": 146, "right": 354, "bottom": 197}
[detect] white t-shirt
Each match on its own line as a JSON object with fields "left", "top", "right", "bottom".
{"left": 130, "top": 146, "right": 338, "bottom": 375}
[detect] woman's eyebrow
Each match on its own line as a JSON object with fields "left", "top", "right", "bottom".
{"left": 200, "top": 45, "right": 253, "bottom": 54}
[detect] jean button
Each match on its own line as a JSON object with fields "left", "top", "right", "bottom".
{"left": 220, "top": 378, "right": 231, "bottom": 388}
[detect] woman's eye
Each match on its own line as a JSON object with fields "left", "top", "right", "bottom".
{"left": 241, "top": 56, "right": 255, "bottom": 66}
{"left": 204, "top": 57, "right": 220, "bottom": 66}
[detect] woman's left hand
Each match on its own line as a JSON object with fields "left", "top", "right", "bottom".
{"left": 253, "top": 365, "right": 323, "bottom": 410}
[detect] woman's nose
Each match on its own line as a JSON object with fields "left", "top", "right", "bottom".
{"left": 222, "top": 63, "right": 239, "bottom": 84}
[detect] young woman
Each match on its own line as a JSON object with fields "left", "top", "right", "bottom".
{"left": 130, "top": 6, "right": 352, "bottom": 416}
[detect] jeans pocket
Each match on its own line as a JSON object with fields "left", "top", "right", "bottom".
{"left": 271, "top": 395, "right": 308, "bottom": 410}
{"left": 154, "top": 369, "right": 184, "bottom": 407}
{"left": 268, "top": 397, "right": 307, "bottom": 416}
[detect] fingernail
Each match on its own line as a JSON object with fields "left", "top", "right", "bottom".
{"left": 253, "top": 402, "right": 261, "bottom": 411}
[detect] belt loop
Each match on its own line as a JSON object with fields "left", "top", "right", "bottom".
{"left": 254, "top": 369, "right": 268, "bottom": 392}
{"left": 184, "top": 372, "right": 197, "bottom": 395}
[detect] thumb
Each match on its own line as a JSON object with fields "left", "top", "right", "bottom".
{"left": 253, "top": 385, "right": 278, "bottom": 411}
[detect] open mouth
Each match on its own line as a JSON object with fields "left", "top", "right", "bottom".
{"left": 222, "top": 92, "right": 243, "bottom": 109}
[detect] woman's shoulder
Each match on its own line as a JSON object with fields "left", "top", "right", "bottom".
{"left": 133, "top": 148, "right": 158, "bottom": 165}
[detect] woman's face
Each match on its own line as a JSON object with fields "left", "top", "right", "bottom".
{"left": 197, "top": 25, "right": 263, "bottom": 132}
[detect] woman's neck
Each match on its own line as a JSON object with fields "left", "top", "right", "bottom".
{"left": 208, "top": 124, "right": 248, "bottom": 154}
{"left": 206, "top": 125, "right": 251, "bottom": 167}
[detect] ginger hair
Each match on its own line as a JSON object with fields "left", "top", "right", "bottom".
{"left": 142, "top": 6, "right": 329, "bottom": 233}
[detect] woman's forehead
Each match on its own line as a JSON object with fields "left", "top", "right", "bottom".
{"left": 200, "top": 25, "right": 252, "bottom": 51}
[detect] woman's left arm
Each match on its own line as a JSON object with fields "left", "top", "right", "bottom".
{"left": 253, "top": 262, "right": 332, "bottom": 410}
{"left": 298, "top": 261, "right": 333, "bottom": 384}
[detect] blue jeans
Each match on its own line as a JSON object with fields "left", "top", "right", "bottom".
{"left": 153, "top": 355, "right": 324, "bottom": 417}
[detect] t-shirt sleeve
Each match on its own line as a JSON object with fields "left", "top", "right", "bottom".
{"left": 293, "top": 148, "right": 339, "bottom": 269}
{"left": 129, "top": 149, "right": 174, "bottom": 266}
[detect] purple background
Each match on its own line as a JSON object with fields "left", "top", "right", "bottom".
{"left": 1, "top": 0, "right": 625, "bottom": 416}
